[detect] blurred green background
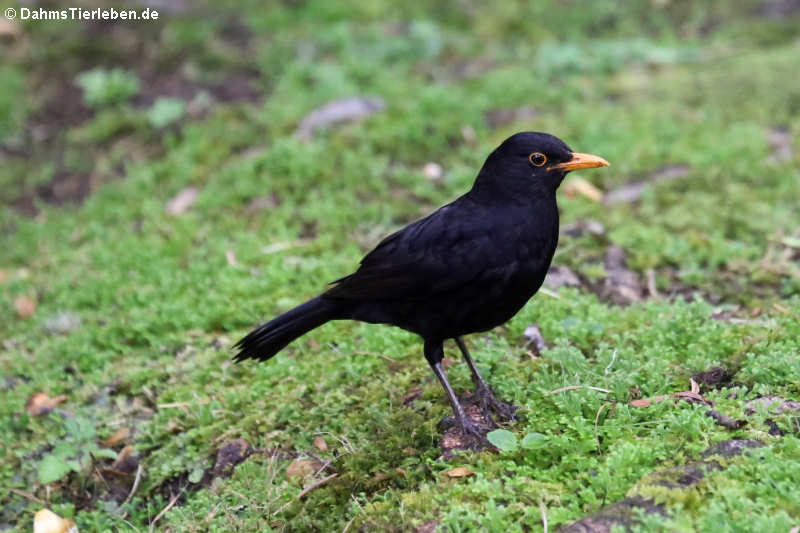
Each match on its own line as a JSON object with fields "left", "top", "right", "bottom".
{"left": 1, "top": 1, "right": 799, "bottom": 531}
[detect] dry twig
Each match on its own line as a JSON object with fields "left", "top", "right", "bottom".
{"left": 549, "top": 385, "right": 611, "bottom": 395}
{"left": 705, "top": 410, "right": 747, "bottom": 430}
{"left": 296, "top": 473, "right": 339, "bottom": 500}
{"left": 150, "top": 489, "right": 183, "bottom": 529}
{"left": 123, "top": 463, "right": 144, "bottom": 505}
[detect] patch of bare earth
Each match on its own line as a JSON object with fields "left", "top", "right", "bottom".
{"left": 6, "top": 13, "right": 261, "bottom": 216}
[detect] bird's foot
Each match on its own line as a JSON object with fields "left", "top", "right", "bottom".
{"left": 475, "top": 384, "right": 519, "bottom": 424}
{"left": 440, "top": 415, "right": 489, "bottom": 449}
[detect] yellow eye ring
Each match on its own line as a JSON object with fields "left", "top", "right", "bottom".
{"left": 529, "top": 152, "right": 547, "bottom": 167}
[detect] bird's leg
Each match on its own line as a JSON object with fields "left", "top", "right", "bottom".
{"left": 424, "top": 340, "right": 486, "bottom": 442}
{"left": 455, "top": 337, "right": 518, "bottom": 423}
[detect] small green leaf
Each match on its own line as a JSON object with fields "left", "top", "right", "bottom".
{"left": 188, "top": 468, "right": 204, "bottom": 484}
{"left": 147, "top": 97, "right": 186, "bottom": 129}
{"left": 64, "top": 416, "right": 96, "bottom": 441}
{"left": 781, "top": 237, "right": 800, "bottom": 249}
{"left": 38, "top": 454, "right": 74, "bottom": 484}
{"left": 92, "top": 448, "right": 119, "bottom": 460}
{"left": 75, "top": 67, "right": 140, "bottom": 108}
{"left": 486, "top": 429, "right": 518, "bottom": 452}
{"left": 52, "top": 440, "right": 78, "bottom": 459}
{"left": 521, "top": 432, "right": 548, "bottom": 449}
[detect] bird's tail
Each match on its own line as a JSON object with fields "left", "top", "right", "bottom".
{"left": 234, "top": 296, "right": 339, "bottom": 362}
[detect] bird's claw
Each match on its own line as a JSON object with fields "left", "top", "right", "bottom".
{"left": 460, "top": 418, "right": 489, "bottom": 443}
{"left": 475, "top": 384, "right": 519, "bottom": 424}
{"left": 440, "top": 416, "right": 489, "bottom": 447}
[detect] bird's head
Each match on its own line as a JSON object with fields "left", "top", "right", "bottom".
{"left": 475, "top": 131, "right": 609, "bottom": 197}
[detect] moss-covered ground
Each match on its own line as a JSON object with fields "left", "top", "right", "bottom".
{"left": 1, "top": 1, "right": 799, "bottom": 531}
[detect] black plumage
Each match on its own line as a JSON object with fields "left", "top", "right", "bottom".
{"left": 235, "top": 132, "right": 608, "bottom": 440}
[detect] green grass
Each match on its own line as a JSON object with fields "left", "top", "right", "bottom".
{"left": 1, "top": 1, "right": 799, "bottom": 531}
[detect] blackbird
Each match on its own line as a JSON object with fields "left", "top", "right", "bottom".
{"left": 235, "top": 132, "right": 608, "bottom": 440}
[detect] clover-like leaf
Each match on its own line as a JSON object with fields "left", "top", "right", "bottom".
{"left": 486, "top": 429, "right": 518, "bottom": 452}
{"left": 521, "top": 432, "right": 548, "bottom": 449}
{"left": 38, "top": 454, "right": 74, "bottom": 484}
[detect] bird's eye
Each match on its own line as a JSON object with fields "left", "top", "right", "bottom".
{"left": 529, "top": 152, "right": 547, "bottom": 167}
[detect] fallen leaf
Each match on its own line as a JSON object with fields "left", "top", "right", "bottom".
{"left": 33, "top": 509, "right": 78, "bottom": 533}
{"left": 443, "top": 466, "right": 474, "bottom": 478}
{"left": 0, "top": 269, "right": 7, "bottom": 284}
{"left": 673, "top": 390, "right": 713, "bottom": 405}
{"left": 14, "top": 296, "right": 36, "bottom": 318}
{"left": 103, "top": 427, "right": 131, "bottom": 447}
{"left": 672, "top": 378, "right": 713, "bottom": 405}
{"left": 296, "top": 97, "right": 385, "bottom": 141}
{"left": 26, "top": 392, "right": 67, "bottom": 415}
{"left": 286, "top": 458, "right": 319, "bottom": 480}
{"left": 563, "top": 177, "right": 604, "bottom": 202}
{"left": 165, "top": 187, "right": 199, "bottom": 215}
{"left": 313, "top": 436, "right": 328, "bottom": 452}
{"left": 630, "top": 379, "right": 713, "bottom": 408}
{"left": 112, "top": 446, "right": 139, "bottom": 474}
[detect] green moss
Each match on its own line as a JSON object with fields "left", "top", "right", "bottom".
{"left": 1, "top": 1, "right": 799, "bottom": 531}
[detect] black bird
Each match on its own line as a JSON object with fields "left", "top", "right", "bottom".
{"left": 235, "top": 132, "right": 608, "bottom": 440}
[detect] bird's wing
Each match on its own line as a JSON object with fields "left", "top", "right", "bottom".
{"left": 325, "top": 201, "right": 510, "bottom": 300}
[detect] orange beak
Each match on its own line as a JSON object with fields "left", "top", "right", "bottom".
{"left": 549, "top": 152, "right": 610, "bottom": 172}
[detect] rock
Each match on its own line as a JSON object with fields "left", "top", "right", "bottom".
{"left": 745, "top": 396, "right": 800, "bottom": 415}
{"left": 422, "top": 162, "right": 444, "bottom": 182}
{"left": 43, "top": 312, "right": 81, "bottom": 335}
{"left": 545, "top": 265, "right": 582, "bottom": 289}
{"left": 601, "top": 245, "right": 643, "bottom": 304}
{"left": 604, "top": 165, "right": 689, "bottom": 205}
{"left": 296, "top": 97, "right": 385, "bottom": 141}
